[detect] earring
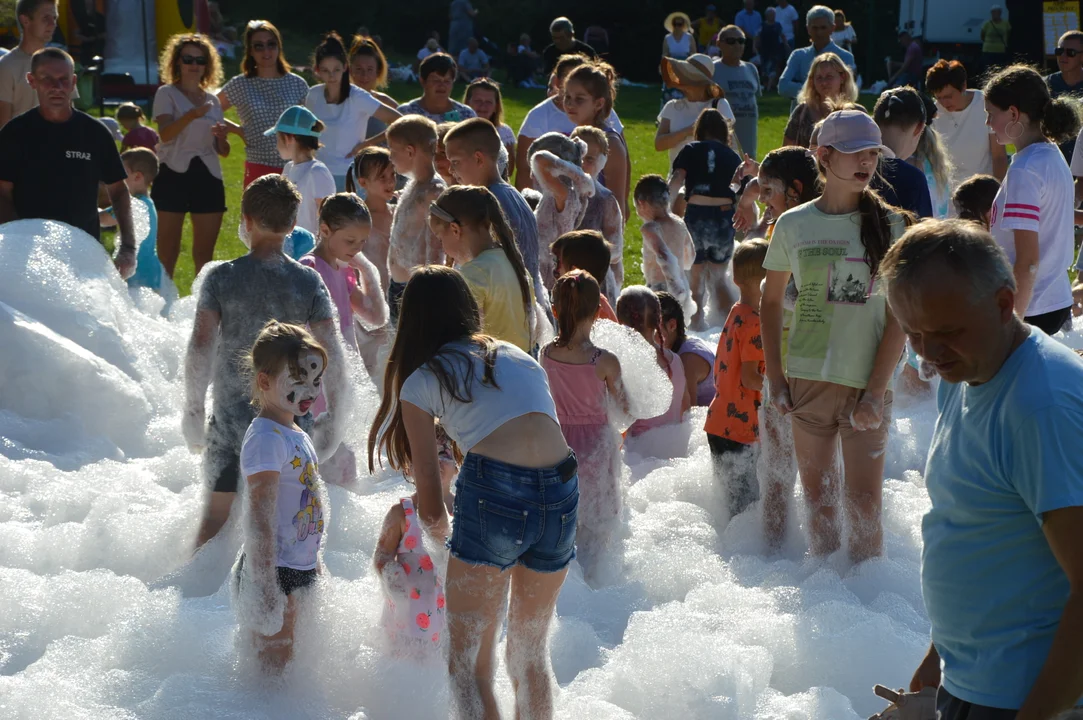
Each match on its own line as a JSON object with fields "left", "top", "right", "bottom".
{"left": 1006, "top": 119, "right": 1024, "bottom": 141}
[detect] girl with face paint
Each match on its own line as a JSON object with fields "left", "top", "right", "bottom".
{"left": 233, "top": 321, "right": 329, "bottom": 674}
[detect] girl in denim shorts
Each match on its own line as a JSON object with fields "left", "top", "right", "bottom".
{"left": 368, "top": 265, "right": 578, "bottom": 720}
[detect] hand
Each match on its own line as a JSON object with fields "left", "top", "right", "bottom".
{"left": 767, "top": 377, "right": 793, "bottom": 415}
{"left": 734, "top": 153, "right": 759, "bottom": 183}
{"left": 733, "top": 198, "right": 757, "bottom": 233}
{"left": 909, "top": 646, "right": 941, "bottom": 692}
{"left": 850, "top": 391, "right": 885, "bottom": 432}
{"left": 1072, "top": 283, "right": 1083, "bottom": 317}
{"left": 113, "top": 244, "right": 136, "bottom": 280}
{"left": 210, "top": 122, "right": 228, "bottom": 142}
{"left": 182, "top": 406, "right": 207, "bottom": 453}
{"left": 188, "top": 102, "right": 213, "bottom": 120}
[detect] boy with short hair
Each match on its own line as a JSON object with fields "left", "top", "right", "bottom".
{"left": 571, "top": 125, "right": 624, "bottom": 301}
{"left": 551, "top": 229, "right": 618, "bottom": 321}
{"left": 634, "top": 173, "right": 695, "bottom": 309}
{"left": 183, "top": 174, "right": 346, "bottom": 548}
{"left": 99, "top": 147, "right": 165, "bottom": 295}
{"left": 704, "top": 238, "right": 768, "bottom": 518}
{"left": 443, "top": 117, "right": 545, "bottom": 303}
{"left": 117, "top": 102, "right": 160, "bottom": 152}
{"left": 385, "top": 115, "right": 446, "bottom": 326}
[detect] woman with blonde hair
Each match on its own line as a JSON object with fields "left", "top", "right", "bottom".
{"left": 151, "top": 33, "right": 230, "bottom": 278}
{"left": 218, "top": 20, "right": 309, "bottom": 187}
{"left": 782, "top": 52, "right": 857, "bottom": 148}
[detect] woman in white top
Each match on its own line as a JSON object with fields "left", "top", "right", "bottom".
{"left": 151, "top": 33, "right": 230, "bottom": 279}
{"left": 831, "top": 10, "right": 856, "bottom": 53}
{"left": 655, "top": 54, "right": 736, "bottom": 168}
{"left": 926, "top": 59, "right": 1008, "bottom": 188}
{"left": 984, "top": 64, "right": 1081, "bottom": 335}
{"left": 368, "top": 266, "right": 576, "bottom": 720}
{"left": 305, "top": 32, "right": 401, "bottom": 191}
{"left": 661, "top": 11, "right": 698, "bottom": 103}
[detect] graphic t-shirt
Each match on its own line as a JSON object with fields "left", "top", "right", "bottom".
{"left": 763, "top": 201, "right": 906, "bottom": 389}
{"left": 922, "top": 330, "right": 1083, "bottom": 709}
{"left": 283, "top": 159, "right": 337, "bottom": 234}
{"left": 0, "top": 109, "right": 126, "bottom": 242}
{"left": 673, "top": 139, "right": 742, "bottom": 200}
{"left": 306, "top": 84, "right": 383, "bottom": 177}
{"left": 240, "top": 418, "right": 324, "bottom": 570}
{"left": 459, "top": 248, "right": 533, "bottom": 353}
{"left": 705, "top": 302, "right": 763, "bottom": 444}
{"left": 221, "top": 73, "right": 310, "bottom": 167}
{"left": 710, "top": 60, "right": 760, "bottom": 159}
{"left": 990, "top": 142, "right": 1075, "bottom": 316}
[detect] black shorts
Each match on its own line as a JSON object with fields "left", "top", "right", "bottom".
{"left": 237, "top": 554, "right": 317, "bottom": 596}
{"left": 1025, "top": 306, "right": 1071, "bottom": 336}
{"left": 151, "top": 156, "right": 227, "bottom": 214}
{"left": 685, "top": 204, "right": 736, "bottom": 265}
{"left": 204, "top": 415, "right": 242, "bottom": 493}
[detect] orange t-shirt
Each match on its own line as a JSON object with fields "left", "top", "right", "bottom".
{"left": 704, "top": 302, "right": 764, "bottom": 445}
{"left": 599, "top": 295, "right": 618, "bottom": 322}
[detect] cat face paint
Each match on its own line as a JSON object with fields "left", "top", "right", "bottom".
{"left": 270, "top": 352, "right": 325, "bottom": 417}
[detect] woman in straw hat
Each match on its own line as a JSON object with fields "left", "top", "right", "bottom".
{"left": 661, "top": 11, "right": 698, "bottom": 103}
{"left": 655, "top": 54, "right": 736, "bottom": 170}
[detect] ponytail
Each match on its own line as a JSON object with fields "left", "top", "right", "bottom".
{"left": 483, "top": 191, "right": 533, "bottom": 320}
{"left": 552, "top": 270, "right": 601, "bottom": 346}
{"left": 985, "top": 63, "right": 1083, "bottom": 143}
{"left": 314, "top": 31, "right": 351, "bottom": 105}
{"left": 1042, "top": 97, "right": 1082, "bottom": 144}
{"left": 856, "top": 188, "right": 913, "bottom": 275}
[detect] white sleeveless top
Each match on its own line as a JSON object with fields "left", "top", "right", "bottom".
{"left": 665, "top": 33, "right": 693, "bottom": 60}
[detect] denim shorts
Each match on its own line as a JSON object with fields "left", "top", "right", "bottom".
{"left": 685, "top": 204, "right": 736, "bottom": 265}
{"left": 450, "top": 452, "right": 579, "bottom": 573}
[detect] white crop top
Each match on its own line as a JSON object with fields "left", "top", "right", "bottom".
{"left": 399, "top": 340, "right": 559, "bottom": 452}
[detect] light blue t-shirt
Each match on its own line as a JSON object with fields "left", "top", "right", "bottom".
{"left": 121, "top": 193, "right": 162, "bottom": 292}
{"left": 922, "top": 329, "right": 1083, "bottom": 709}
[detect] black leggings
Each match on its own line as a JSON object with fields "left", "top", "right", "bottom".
{"left": 1025, "top": 306, "right": 1071, "bottom": 335}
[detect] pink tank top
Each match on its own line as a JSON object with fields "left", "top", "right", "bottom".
{"left": 628, "top": 347, "right": 687, "bottom": 437}
{"left": 299, "top": 253, "right": 357, "bottom": 349}
{"left": 540, "top": 346, "right": 608, "bottom": 426}
{"left": 385, "top": 497, "right": 445, "bottom": 645}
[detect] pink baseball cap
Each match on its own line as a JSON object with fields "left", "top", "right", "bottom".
{"left": 817, "top": 110, "right": 895, "bottom": 158}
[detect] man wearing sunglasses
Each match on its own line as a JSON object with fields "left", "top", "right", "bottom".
{"left": 777, "top": 4, "right": 855, "bottom": 105}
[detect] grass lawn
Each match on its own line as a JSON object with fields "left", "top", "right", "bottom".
{"left": 145, "top": 84, "right": 801, "bottom": 296}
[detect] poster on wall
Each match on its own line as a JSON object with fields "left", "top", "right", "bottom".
{"left": 1046, "top": 1, "right": 1081, "bottom": 55}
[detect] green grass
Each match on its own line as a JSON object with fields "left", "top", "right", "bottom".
{"left": 138, "top": 84, "right": 803, "bottom": 297}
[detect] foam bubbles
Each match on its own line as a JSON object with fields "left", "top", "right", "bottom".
{"left": 0, "top": 219, "right": 966, "bottom": 718}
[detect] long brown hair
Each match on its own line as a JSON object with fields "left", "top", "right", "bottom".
{"left": 616, "top": 286, "right": 669, "bottom": 375}
{"left": 552, "top": 270, "right": 601, "bottom": 346}
{"left": 242, "top": 20, "right": 290, "bottom": 78}
{"left": 430, "top": 186, "right": 533, "bottom": 323}
{"left": 313, "top": 31, "right": 350, "bottom": 104}
{"left": 367, "top": 266, "right": 500, "bottom": 474}
{"left": 566, "top": 59, "right": 619, "bottom": 125}
{"left": 463, "top": 77, "right": 505, "bottom": 126}
{"left": 348, "top": 35, "right": 389, "bottom": 88}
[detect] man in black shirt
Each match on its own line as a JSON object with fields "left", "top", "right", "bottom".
{"left": 541, "top": 17, "right": 597, "bottom": 76}
{"left": 0, "top": 48, "right": 135, "bottom": 278}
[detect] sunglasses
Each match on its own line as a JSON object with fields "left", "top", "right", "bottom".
{"left": 674, "top": 21, "right": 686, "bottom": 26}
{"left": 181, "top": 54, "right": 207, "bottom": 65}
{"left": 251, "top": 40, "right": 278, "bottom": 52}
{"left": 723, "top": 37, "right": 747, "bottom": 45}
{"left": 1056, "top": 47, "right": 1080, "bottom": 57}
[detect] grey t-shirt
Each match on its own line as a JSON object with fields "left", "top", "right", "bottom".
{"left": 711, "top": 60, "right": 760, "bottom": 160}
{"left": 489, "top": 181, "right": 542, "bottom": 289}
{"left": 197, "top": 254, "right": 334, "bottom": 443}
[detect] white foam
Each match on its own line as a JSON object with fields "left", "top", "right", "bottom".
{"left": 0, "top": 219, "right": 959, "bottom": 718}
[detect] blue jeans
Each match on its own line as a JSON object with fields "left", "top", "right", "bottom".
{"left": 450, "top": 452, "right": 579, "bottom": 572}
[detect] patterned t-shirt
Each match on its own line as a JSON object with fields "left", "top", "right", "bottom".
{"left": 704, "top": 302, "right": 763, "bottom": 445}
{"left": 221, "top": 73, "right": 310, "bottom": 166}
{"left": 396, "top": 97, "right": 477, "bottom": 124}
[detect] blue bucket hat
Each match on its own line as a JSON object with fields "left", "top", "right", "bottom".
{"left": 263, "top": 105, "right": 322, "bottom": 137}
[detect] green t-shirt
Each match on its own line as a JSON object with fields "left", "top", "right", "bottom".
{"left": 763, "top": 202, "right": 906, "bottom": 390}
{"left": 981, "top": 20, "right": 1011, "bottom": 53}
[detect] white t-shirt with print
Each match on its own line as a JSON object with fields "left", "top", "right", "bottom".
{"left": 932, "top": 90, "right": 995, "bottom": 189}
{"left": 657, "top": 98, "right": 736, "bottom": 165}
{"left": 517, "top": 96, "right": 624, "bottom": 139}
{"left": 283, "top": 159, "right": 337, "bottom": 234}
{"left": 306, "top": 85, "right": 383, "bottom": 177}
{"left": 240, "top": 418, "right": 324, "bottom": 570}
{"left": 989, "top": 142, "right": 1075, "bottom": 316}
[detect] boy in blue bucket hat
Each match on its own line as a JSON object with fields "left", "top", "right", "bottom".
{"left": 266, "top": 105, "right": 336, "bottom": 235}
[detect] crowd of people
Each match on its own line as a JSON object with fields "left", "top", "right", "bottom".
{"left": 4, "top": 0, "right": 1083, "bottom": 717}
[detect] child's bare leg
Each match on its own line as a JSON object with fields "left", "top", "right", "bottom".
{"left": 690, "top": 263, "right": 708, "bottom": 329}
{"left": 446, "top": 557, "right": 511, "bottom": 720}
{"left": 254, "top": 591, "right": 300, "bottom": 673}
{"left": 760, "top": 385, "right": 796, "bottom": 549}
{"left": 506, "top": 564, "right": 568, "bottom": 720}
{"left": 791, "top": 423, "right": 842, "bottom": 557}
{"left": 841, "top": 396, "right": 891, "bottom": 563}
{"left": 196, "top": 491, "right": 236, "bottom": 549}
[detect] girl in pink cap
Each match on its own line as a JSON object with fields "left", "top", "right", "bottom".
{"left": 760, "top": 109, "right": 914, "bottom": 564}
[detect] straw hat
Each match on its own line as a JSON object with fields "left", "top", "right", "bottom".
{"left": 661, "top": 54, "right": 724, "bottom": 99}
{"left": 664, "top": 11, "right": 692, "bottom": 33}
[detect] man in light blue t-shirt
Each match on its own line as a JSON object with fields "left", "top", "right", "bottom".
{"left": 881, "top": 219, "right": 1083, "bottom": 720}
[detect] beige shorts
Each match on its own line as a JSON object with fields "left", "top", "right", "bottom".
{"left": 787, "top": 377, "right": 892, "bottom": 453}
